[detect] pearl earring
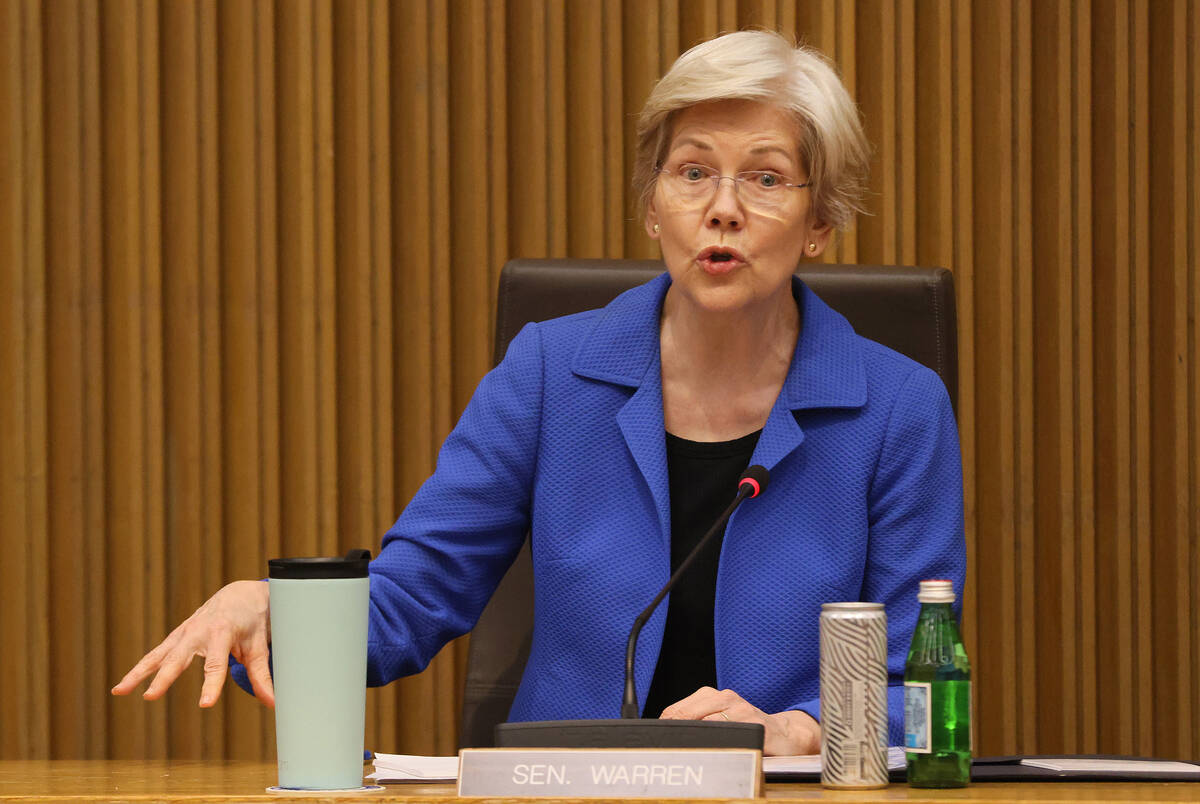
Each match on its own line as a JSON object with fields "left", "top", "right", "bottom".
{"left": 653, "top": 224, "right": 660, "bottom": 233}
{"left": 808, "top": 242, "right": 817, "bottom": 252}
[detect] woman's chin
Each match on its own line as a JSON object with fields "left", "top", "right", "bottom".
{"left": 669, "top": 280, "right": 762, "bottom": 316}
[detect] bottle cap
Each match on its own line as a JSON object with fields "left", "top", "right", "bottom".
{"left": 918, "top": 579, "right": 955, "bottom": 603}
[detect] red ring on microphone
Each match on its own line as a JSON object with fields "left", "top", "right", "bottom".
{"left": 739, "top": 477, "right": 761, "bottom": 498}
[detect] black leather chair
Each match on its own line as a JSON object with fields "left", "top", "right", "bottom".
{"left": 459, "top": 258, "right": 957, "bottom": 748}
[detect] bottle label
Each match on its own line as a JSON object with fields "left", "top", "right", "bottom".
{"left": 903, "top": 682, "right": 932, "bottom": 753}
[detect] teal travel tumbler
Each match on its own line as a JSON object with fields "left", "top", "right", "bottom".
{"left": 269, "top": 550, "right": 371, "bottom": 790}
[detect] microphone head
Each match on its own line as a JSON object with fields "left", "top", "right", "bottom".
{"left": 738, "top": 465, "right": 769, "bottom": 498}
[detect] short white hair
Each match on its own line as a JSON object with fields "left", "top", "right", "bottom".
{"left": 634, "top": 30, "right": 870, "bottom": 230}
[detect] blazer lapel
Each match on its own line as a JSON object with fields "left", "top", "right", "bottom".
{"left": 616, "top": 357, "right": 671, "bottom": 546}
{"left": 747, "top": 278, "right": 869, "bottom": 472}
{"left": 573, "top": 273, "right": 673, "bottom": 545}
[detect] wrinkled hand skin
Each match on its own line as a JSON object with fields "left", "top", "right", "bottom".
{"left": 659, "top": 686, "right": 821, "bottom": 756}
{"left": 111, "top": 580, "right": 273, "bottom": 708}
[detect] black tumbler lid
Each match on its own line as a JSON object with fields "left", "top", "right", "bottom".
{"left": 269, "top": 549, "right": 371, "bottom": 579}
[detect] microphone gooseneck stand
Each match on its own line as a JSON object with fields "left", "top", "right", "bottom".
{"left": 496, "top": 466, "right": 770, "bottom": 750}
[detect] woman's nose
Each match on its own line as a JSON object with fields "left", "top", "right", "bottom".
{"left": 705, "top": 179, "right": 743, "bottom": 229}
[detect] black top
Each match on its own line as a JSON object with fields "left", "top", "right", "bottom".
{"left": 642, "top": 428, "right": 761, "bottom": 718}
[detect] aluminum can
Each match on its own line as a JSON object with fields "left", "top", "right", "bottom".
{"left": 819, "top": 602, "right": 889, "bottom": 788}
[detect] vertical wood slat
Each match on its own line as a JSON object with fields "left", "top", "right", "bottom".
{"left": 1091, "top": 0, "right": 1135, "bottom": 755}
{"left": 214, "top": 0, "right": 268, "bottom": 759}
{"left": 21, "top": 0, "right": 50, "bottom": 757}
{"left": 486, "top": 1, "right": 508, "bottom": 306}
{"left": 834, "top": 1, "right": 856, "bottom": 264}
{"left": 602, "top": 0, "right": 625, "bottom": 256}
{"left": 506, "top": 0, "right": 548, "bottom": 257}
{"left": 160, "top": 0, "right": 205, "bottom": 757}
{"left": 76, "top": 0, "right": 108, "bottom": 758}
{"left": 43, "top": 0, "right": 87, "bottom": 759}
{"left": 195, "top": 0, "right": 226, "bottom": 759}
{"left": 313, "top": 0, "right": 339, "bottom": 561}
{"left": 895, "top": 0, "right": 916, "bottom": 265}
{"left": 1129, "top": 0, "right": 1154, "bottom": 759}
{"left": 101, "top": 0, "right": 149, "bottom": 759}
{"left": 566, "top": 1, "right": 605, "bottom": 257}
{"left": 1030, "top": 0, "right": 1086, "bottom": 753}
{"left": 970, "top": 0, "right": 1019, "bottom": 755}
{"left": 277, "top": 0, "right": 320, "bottom": 562}
{"left": 1147, "top": 0, "right": 1193, "bottom": 761}
{"left": 1192, "top": 0, "right": 1200, "bottom": 757}
{"left": 1071, "top": 0, "right": 1098, "bottom": 755}
{"left": 544, "top": 2, "right": 567, "bottom": 258}
{"left": 621, "top": 0, "right": 660, "bottom": 259}
{"left": 2, "top": 0, "right": 1198, "bottom": 761}
{"left": 137, "top": 0, "right": 167, "bottom": 760}
{"left": 1012, "top": 0, "right": 1038, "bottom": 756}
{"left": 0, "top": 0, "right": 34, "bottom": 760}
{"left": 854, "top": 0, "right": 896, "bottom": 266}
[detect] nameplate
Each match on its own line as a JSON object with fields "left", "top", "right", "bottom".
{"left": 457, "top": 748, "right": 761, "bottom": 798}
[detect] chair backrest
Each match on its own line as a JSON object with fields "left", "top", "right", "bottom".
{"left": 459, "top": 258, "right": 957, "bottom": 748}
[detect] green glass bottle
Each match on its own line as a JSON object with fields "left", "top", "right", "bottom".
{"left": 904, "top": 579, "right": 971, "bottom": 788}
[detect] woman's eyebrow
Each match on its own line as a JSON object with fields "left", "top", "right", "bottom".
{"left": 749, "top": 144, "right": 795, "bottom": 160}
{"left": 669, "top": 136, "right": 713, "bottom": 151}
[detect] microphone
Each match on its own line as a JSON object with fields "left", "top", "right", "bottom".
{"left": 620, "top": 465, "right": 768, "bottom": 718}
{"left": 496, "top": 465, "right": 771, "bottom": 750}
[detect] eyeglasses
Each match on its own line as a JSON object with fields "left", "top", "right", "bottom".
{"left": 656, "top": 163, "right": 811, "bottom": 212}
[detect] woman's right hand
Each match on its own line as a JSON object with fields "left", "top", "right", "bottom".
{"left": 111, "top": 580, "right": 273, "bottom": 708}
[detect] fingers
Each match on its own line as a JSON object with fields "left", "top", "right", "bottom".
{"left": 240, "top": 640, "right": 276, "bottom": 709}
{"left": 660, "top": 687, "right": 751, "bottom": 720}
{"left": 143, "top": 641, "right": 205, "bottom": 701}
{"left": 111, "top": 620, "right": 193, "bottom": 696}
{"left": 192, "top": 627, "right": 234, "bottom": 707}
{"left": 111, "top": 643, "right": 170, "bottom": 696}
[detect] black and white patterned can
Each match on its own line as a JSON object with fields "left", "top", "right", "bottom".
{"left": 819, "top": 602, "right": 889, "bottom": 788}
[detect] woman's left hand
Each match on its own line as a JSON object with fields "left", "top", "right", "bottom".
{"left": 659, "top": 686, "right": 821, "bottom": 756}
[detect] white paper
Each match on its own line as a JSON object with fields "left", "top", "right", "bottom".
{"left": 1020, "top": 758, "right": 1200, "bottom": 774}
{"left": 763, "top": 745, "right": 906, "bottom": 774}
{"left": 368, "top": 753, "right": 458, "bottom": 782}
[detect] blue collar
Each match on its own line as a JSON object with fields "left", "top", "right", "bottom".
{"left": 571, "top": 272, "right": 868, "bottom": 412}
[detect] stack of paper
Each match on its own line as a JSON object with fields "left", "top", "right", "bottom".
{"left": 763, "top": 746, "right": 907, "bottom": 776}
{"left": 368, "top": 753, "right": 459, "bottom": 783}
{"left": 1020, "top": 758, "right": 1200, "bottom": 774}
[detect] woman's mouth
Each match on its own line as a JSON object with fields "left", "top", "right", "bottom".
{"left": 696, "top": 246, "right": 747, "bottom": 275}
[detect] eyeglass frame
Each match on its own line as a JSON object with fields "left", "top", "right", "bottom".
{"left": 654, "top": 163, "right": 812, "bottom": 206}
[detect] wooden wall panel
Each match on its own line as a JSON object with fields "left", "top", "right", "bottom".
{"left": 0, "top": 0, "right": 1196, "bottom": 761}
{"left": 44, "top": 0, "right": 87, "bottom": 760}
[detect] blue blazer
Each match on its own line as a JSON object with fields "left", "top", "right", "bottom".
{"left": 238, "top": 273, "right": 966, "bottom": 743}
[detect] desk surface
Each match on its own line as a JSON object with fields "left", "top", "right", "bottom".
{"left": 0, "top": 761, "right": 1196, "bottom": 803}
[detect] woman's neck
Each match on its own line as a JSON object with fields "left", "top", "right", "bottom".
{"left": 659, "top": 285, "right": 800, "bottom": 386}
{"left": 658, "top": 286, "right": 800, "bottom": 440}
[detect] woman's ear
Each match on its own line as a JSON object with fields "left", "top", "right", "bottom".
{"left": 805, "top": 220, "right": 833, "bottom": 258}
{"left": 644, "top": 200, "right": 661, "bottom": 240}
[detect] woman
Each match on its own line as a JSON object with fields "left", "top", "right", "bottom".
{"left": 114, "top": 30, "right": 964, "bottom": 756}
